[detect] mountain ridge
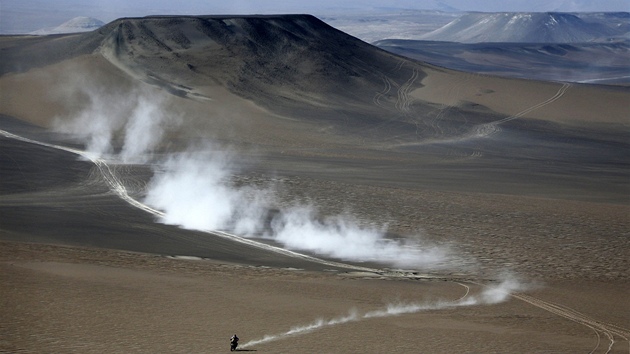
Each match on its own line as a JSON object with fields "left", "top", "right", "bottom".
{"left": 375, "top": 39, "right": 630, "bottom": 85}
{"left": 419, "top": 12, "right": 627, "bottom": 43}
{"left": 89, "top": 15, "right": 435, "bottom": 125}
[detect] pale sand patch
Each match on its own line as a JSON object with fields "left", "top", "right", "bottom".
{"left": 412, "top": 67, "right": 629, "bottom": 125}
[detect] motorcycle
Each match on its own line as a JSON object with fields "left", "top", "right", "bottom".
{"left": 230, "top": 338, "right": 238, "bottom": 351}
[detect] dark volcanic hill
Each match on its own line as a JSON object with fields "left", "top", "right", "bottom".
{"left": 1, "top": 15, "right": 440, "bottom": 136}
{"left": 96, "top": 15, "right": 416, "bottom": 121}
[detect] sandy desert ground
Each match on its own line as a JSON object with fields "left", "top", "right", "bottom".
{"left": 1, "top": 15, "right": 629, "bottom": 353}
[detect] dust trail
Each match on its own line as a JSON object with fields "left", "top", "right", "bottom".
{"left": 0, "top": 129, "right": 383, "bottom": 273}
{"left": 36, "top": 74, "right": 455, "bottom": 270}
{"left": 144, "top": 150, "right": 452, "bottom": 270}
{"left": 240, "top": 276, "right": 526, "bottom": 349}
{"left": 241, "top": 310, "right": 360, "bottom": 348}
{"left": 470, "top": 82, "right": 571, "bottom": 138}
{"left": 52, "top": 81, "right": 180, "bottom": 162}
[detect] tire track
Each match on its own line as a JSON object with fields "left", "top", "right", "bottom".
{"left": 387, "top": 59, "right": 419, "bottom": 115}
{"left": 395, "top": 67, "right": 420, "bottom": 113}
{"left": 0, "top": 129, "right": 385, "bottom": 274}
{"left": 369, "top": 61, "right": 421, "bottom": 140}
{"left": 513, "top": 293, "right": 629, "bottom": 354}
{"left": 372, "top": 75, "right": 395, "bottom": 112}
{"left": 468, "top": 278, "right": 629, "bottom": 353}
{"left": 429, "top": 72, "right": 476, "bottom": 137}
{"left": 495, "top": 83, "right": 571, "bottom": 125}
{"left": 470, "top": 83, "right": 571, "bottom": 139}
{"left": 454, "top": 282, "right": 471, "bottom": 302}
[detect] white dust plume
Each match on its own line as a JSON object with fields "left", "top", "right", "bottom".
{"left": 142, "top": 149, "right": 451, "bottom": 270}
{"left": 51, "top": 75, "right": 452, "bottom": 269}
{"left": 241, "top": 309, "right": 360, "bottom": 348}
{"left": 53, "top": 82, "right": 127, "bottom": 155}
{"left": 47, "top": 73, "right": 450, "bottom": 269}
{"left": 53, "top": 81, "right": 180, "bottom": 162}
{"left": 119, "top": 93, "right": 178, "bottom": 163}
{"left": 459, "top": 272, "right": 527, "bottom": 306}
{"left": 144, "top": 148, "right": 271, "bottom": 234}
{"left": 241, "top": 274, "right": 528, "bottom": 349}
{"left": 268, "top": 205, "right": 449, "bottom": 268}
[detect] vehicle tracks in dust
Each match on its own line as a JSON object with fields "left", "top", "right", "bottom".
{"left": 374, "top": 59, "right": 420, "bottom": 115}
{"left": 512, "top": 292, "right": 629, "bottom": 354}
{"left": 0, "top": 129, "right": 386, "bottom": 274}
{"left": 372, "top": 75, "right": 395, "bottom": 112}
{"left": 395, "top": 67, "right": 420, "bottom": 114}
{"left": 467, "top": 278, "right": 628, "bottom": 353}
{"left": 370, "top": 60, "right": 426, "bottom": 140}
{"left": 470, "top": 82, "right": 571, "bottom": 139}
{"left": 426, "top": 72, "right": 478, "bottom": 138}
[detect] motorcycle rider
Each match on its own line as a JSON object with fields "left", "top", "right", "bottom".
{"left": 230, "top": 334, "right": 239, "bottom": 349}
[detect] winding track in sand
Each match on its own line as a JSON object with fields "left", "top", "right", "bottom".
{"left": 463, "top": 278, "right": 629, "bottom": 353}
{"left": 428, "top": 72, "right": 477, "bottom": 137}
{"left": 0, "top": 129, "right": 383, "bottom": 274}
{"left": 513, "top": 293, "right": 629, "bottom": 354}
{"left": 373, "top": 75, "right": 395, "bottom": 112}
{"left": 471, "top": 82, "right": 571, "bottom": 138}
{"left": 390, "top": 80, "right": 573, "bottom": 152}
{"left": 371, "top": 62, "right": 431, "bottom": 138}
{"left": 387, "top": 60, "right": 420, "bottom": 115}
{"left": 395, "top": 67, "right": 420, "bottom": 114}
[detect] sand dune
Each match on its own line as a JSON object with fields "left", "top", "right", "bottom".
{"left": 1, "top": 15, "right": 629, "bottom": 353}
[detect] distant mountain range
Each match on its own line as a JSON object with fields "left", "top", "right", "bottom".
{"left": 419, "top": 12, "right": 629, "bottom": 43}
{"left": 373, "top": 11, "right": 630, "bottom": 84}
{"left": 30, "top": 17, "right": 104, "bottom": 35}
{"left": 375, "top": 39, "right": 630, "bottom": 85}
